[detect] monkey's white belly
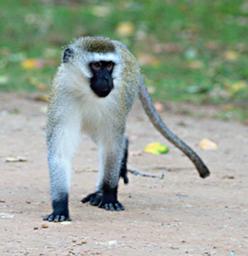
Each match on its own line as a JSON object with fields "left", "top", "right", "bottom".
{"left": 80, "top": 95, "right": 120, "bottom": 140}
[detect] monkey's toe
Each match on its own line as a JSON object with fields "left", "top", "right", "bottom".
{"left": 43, "top": 213, "right": 71, "bottom": 222}
{"left": 98, "top": 201, "right": 124, "bottom": 211}
{"left": 82, "top": 192, "right": 124, "bottom": 211}
{"left": 81, "top": 191, "right": 102, "bottom": 206}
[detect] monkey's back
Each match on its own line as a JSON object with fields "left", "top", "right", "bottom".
{"left": 113, "top": 41, "right": 141, "bottom": 115}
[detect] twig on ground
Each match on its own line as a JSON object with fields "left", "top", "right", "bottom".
{"left": 128, "top": 167, "right": 165, "bottom": 179}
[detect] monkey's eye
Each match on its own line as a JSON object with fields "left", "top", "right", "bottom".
{"left": 106, "top": 62, "right": 114, "bottom": 71}
{"left": 91, "top": 62, "right": 101, "bottom": 71}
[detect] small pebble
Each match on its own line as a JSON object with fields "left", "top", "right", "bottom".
{"left": 41, "top": 223, "right": 49, "bottom": 229}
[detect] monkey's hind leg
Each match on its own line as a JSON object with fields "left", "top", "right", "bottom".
{"left": 120, "top": 137, "right": 129, "bottom": 184}
{"left": 82, "top": 135, "right": 126, "bottom": 211}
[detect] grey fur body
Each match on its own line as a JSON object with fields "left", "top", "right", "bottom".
{"left": 45, "top": 36, "right": 210, "bottom": 222}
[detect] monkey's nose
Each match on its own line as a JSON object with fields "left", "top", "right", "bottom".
{"left": 103, "top": 76, "right": 111, "bottom": 83}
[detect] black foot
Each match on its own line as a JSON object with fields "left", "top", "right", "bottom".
{"left": 81, "top": 191, "right": 102, "bottom": 206}
{"left": 43, "top": 212, "right": 71, "bottom": 222}
{"left": 43, "top": 194, "right": 70, "bottom": 222}
{"left": 99, "top": 200, "right": 124, "bottom": 211}
{"left": 81, "top": 190, "right": 124, "bottom": 211}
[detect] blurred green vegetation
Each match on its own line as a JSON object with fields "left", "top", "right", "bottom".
{"left": 0, "top": 0, "right": 247, "bottom": 121}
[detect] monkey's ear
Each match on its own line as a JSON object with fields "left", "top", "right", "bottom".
{"left": 62, "top": 47, "right": 74, "bottom": 63}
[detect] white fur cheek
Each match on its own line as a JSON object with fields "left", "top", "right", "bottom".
{"left": 78, "top": 64, "right": 92, "bottom": 79}
{"left": 112, "top": 63, "right": 122, "bottom": 83}
{"left": 72, "top": 59, "right": 92, "bottom": 79}
{"left": 56, "top": 68, "right": 92, "bottom": 99}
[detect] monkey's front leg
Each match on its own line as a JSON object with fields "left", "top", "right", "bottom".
{"left": 82, "top": 135, "right": 125, "bottom": 211}
{"left": 44, "top": 114, "right": 81, "bottom": 222}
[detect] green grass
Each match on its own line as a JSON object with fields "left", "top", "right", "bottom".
{"left": 0, "top": 0, "right": 247, "bottom": 121}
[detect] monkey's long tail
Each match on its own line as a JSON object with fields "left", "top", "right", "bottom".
{"left": 138, "top": 80, "right": 210, "bottom": 178}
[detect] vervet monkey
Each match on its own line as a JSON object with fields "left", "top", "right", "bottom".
{"left": 44, "top": 36, "right": 210, "bottom": 222}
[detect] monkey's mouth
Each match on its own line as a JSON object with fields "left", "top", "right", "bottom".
{"left": 93, "top": 88, "right": 112, "bottom": 97}
{"left": 90, "top": 83, "right": 114, "bottom": 98}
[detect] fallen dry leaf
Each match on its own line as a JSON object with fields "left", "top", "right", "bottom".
{"left": 144, "top": 142, "right": 169, "bottom": 155}
{"left": 21, "top": 59, "right": 44, "bottom": 70}
{"left": 5, "top": 156, "right": 27, "bottom": 163}
{"left": 199, "top": 138, "right": 218, "bottom": 150}
{"left": 227, "top": 81, "right": 247, "bottom": 95}
{"left": 224, "top": 50, "right": 239, "bottom": 61}
{"left": 222, "top": 175, "right": 235, "bottom": 180}
{"left": 137, "top": 53, "right": 160, "bottom": 66}
{"left": 34, "top": 94, "right": 50, "bottom": 103}
{"left": 116, "top": 22, "right": 135, "bottom": 37}
{"left": 154, "top": 101, "right": 164, "bottom": 112}
{"left": 75, "top": 240, "right": 87, "bottom": 245}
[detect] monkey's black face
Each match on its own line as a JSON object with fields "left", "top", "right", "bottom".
{"left": 89, "top": 61, "right": 114, "bottom": 98}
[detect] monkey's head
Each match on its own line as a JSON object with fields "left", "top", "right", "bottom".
{"left": 61, "top": 36, "right": 121, "bottom": 98}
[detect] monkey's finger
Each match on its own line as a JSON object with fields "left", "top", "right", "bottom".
{"left": 90, "top": 198, "right": 101, "bottom": 206}
{"left": 108, "top": 204, "right": 115, "bottom": 211}
{"left": 48, "top": 215, "right": 55, "bottom": 222}
{"left": 81, "top": 195, "right": 91, "bottom": 203}
{"left": 46, "top": 214, "right": 56, "bottom": 222}
{"left": 101, "top": 203, "right": 114, "bottom": 211}
{"left": 98, "top": 201, "right": 105, "bottom": 209}
{"left": 54, "top": 215, "right": 61, "bottom": 222}
{"left": 114, "top": 202, "right": 124, "bottom": 211}
{"left": 60, "top": 215, "right": 66, "bottom": 222}
{"left": 90, "top": 195, "right": 102, "bottom": 206}
{"left": 43, "top": 215, "right": 49, "bottom": 221}
{"left": 98, "top": 202, "right": 109, "bottom": 210}
{"left": 105, "top": 204, "right": 112, "bottom": 210}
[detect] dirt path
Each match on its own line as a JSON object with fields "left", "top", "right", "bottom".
{"left": 0, "top": 93, "right": 247, "bottom": 256}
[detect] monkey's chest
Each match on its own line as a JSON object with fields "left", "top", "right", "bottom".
{"left": 80, "top": 103, "right": 119, "bottom": 138}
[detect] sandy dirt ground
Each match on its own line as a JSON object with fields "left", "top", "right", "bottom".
{"left": 0, "top": 93, "right": 247, "bottom": 256}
